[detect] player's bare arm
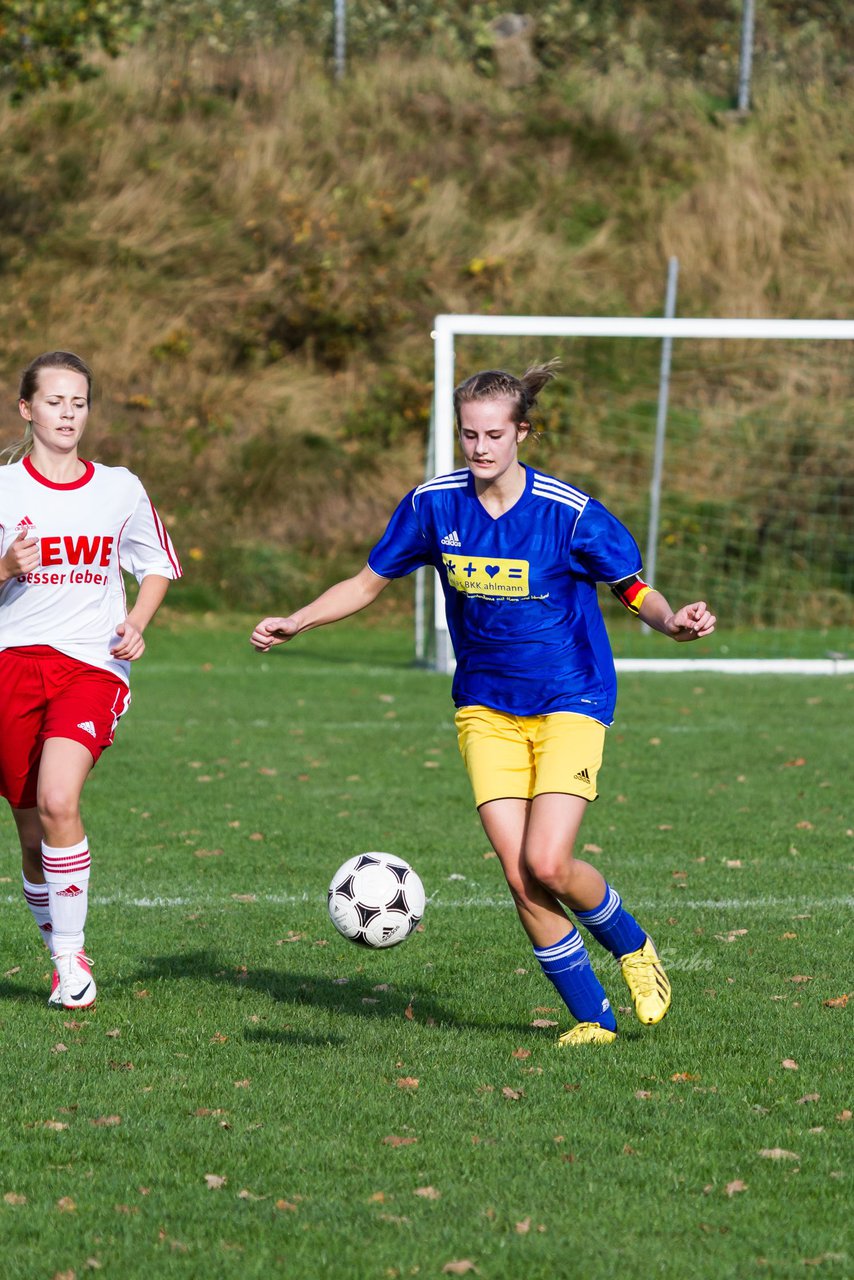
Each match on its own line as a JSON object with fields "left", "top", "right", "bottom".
{"left": 251, "top": 565, "right": 391, "bottom": 652}
{"left": 0, "top": 531, "right": 39, "bottom": 584}
{"left": 112, "top": 574, "right": 172, "bottom": 661}
{"left": 639, "top": 590, "right": 716, "bottom": 641}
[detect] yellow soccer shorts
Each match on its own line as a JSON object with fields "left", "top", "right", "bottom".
{"left": 454, "top": 704, "right": 606, "bottom": 808}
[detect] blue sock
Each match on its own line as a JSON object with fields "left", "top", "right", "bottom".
{"left": 574, "top": 884, "right": 646, "bottom": 959}
{"left": 533, "top": 928, "right": 617, "bottom": 1031}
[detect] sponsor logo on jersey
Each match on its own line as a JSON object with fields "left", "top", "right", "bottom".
{"left": 440, "top": 529, "right": 462, "bottom": 548}
{"left": 15, "top": 515, "right": 36, "bottom": 533}
{"left": 40, "top": 535, "right": 114, "bottom": 567}
{"left": 77, "top": 721, "right": 97, "bottom": 738}
{"left": 442, "top": 554, "right": 529, "bottom": 597}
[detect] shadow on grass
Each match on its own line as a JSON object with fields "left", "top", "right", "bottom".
{"left": 129, "top": 949, "right": 530, "bottom": 1036}
{"left": 0, "top": 977, "right": 50, "bottom": 1005}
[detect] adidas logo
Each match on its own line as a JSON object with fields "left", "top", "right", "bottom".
{"left": 15, "top": 515, "right": 35, "bottom": 533}
{"left": 573, "top": 767, "right": 591, "bottom": 783}
{"left": 440, "top": 529, "right": 462, "bottom": 548}
{"left": 77, "top": 721, "right": 96, "bottom": 738}
{"left": 57, "top": 884, "right": 83, "bottom": 898}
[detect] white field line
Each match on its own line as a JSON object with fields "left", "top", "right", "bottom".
{"left": 2, "top": 892, "right": 851, "bottom": 912}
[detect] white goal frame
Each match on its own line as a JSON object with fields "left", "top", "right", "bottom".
{"left": 424, "top": 313, "right": 854, "bottom": 677}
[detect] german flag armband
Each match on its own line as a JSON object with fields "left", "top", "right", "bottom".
{"left": 610, "top": 574, "right": 653, "bottom": 615}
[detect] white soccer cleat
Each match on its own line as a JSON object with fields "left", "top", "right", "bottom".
{"left": 48, "top": 970, "right": 63, "bottom": 1008}
{"left": 52, "top": 951, "right": 96, "bottom": 1009}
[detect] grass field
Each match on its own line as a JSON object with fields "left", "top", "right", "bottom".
{"left": 0, "top": 619, "right": 850, "bottom": 1280}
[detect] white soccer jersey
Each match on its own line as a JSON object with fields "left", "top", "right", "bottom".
{"left": 0, "top": 456, "right": 182, "bottom": 683}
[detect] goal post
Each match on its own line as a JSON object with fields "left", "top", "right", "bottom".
{"left": 423, "top": 313, "right": 854, "bottom": 675}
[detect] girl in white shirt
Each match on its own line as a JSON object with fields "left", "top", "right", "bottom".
{"left": 0, "top": 351, "right": 181, "bottom": 1008}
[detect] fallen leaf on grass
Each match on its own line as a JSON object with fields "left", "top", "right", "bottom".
{"left": 442, "top": 1263, "right": 478, "bottom": 1276}
{"left": 823, "top": 994, "right": 848, "bottom": 1008}
{"left": 781, "top": 1059, "right": 799, "bottom": 1070}
{"left": 237, "top": 1189, "right": 267, "bottom": 1201}
{"left": 635, "top": 1090, "right": 653, "bottom": 1100}
{"left": 759, "top": 1148, "right": 799, "bottom": 1160}
{"left": 724, "top": 1180, "right": 747, "bottom": 1197}
{"left": 582, "top": 843, "right": 602, "bottom": 854}
{"left": 515, "top": 1217, "right": 531, "bottom": 1234}
{"left": 52, "top": 1043, "right": 69, "bottom": 1054}
{"left": 105, "top": 1029, "right": 121, "bottom": 1038}
{"left": 91, "top": 1115, "right": 121, "bottom": 1127}
{"left": 530, "top": 1019, "right": 558, "bottom": 1029}
{"left": 670, "top": 1072, "right": 701, "bottom": 1082}
{"left": 382, "top": 1135, "right": 418, "bottom": 1148}
{"left": 501, "top": 1087, "right": 524, "bottom": 1101}
{"left": 233, "top": 1079, "right": 251, "bottom": 1088}
{"left": 3, "top": 1192, "right": 26, "bottom": 1205}
{"left": 796, "top": 1094, "right": 820, "bottom": 1104}
{"left": 56, "top": 1197, "right": 77, "bottom": 1212}
{"left": 3, "top": 966, "right": 21, "bottom": 977}
{"left": 204, "top": 1175, "right": 227, "bottom": 1190}
{"left": 836, "top": 1110, "right": 852, "bottom": 1123}
{"left": 274, "top": 1199, "right": 300, "bottom": 1212}
{"left": 413, "top": 1186, "right": 441, "bottom": 1199}
{"left": 511, "top": 1048, "right": 531, "bottom": 1060}
{"left": 396, "top": 1077, "right": 419, "bottom": 1090}
{"left": 783, "top": 758, "right": 807, "bottom": 768}
{"left": 715, "top": 929, "right": 748, "bottom": 943}
{"left": 788, "top": 975, "right": 813, "bottom": 984}
{"left": 43, "top": 1120, "right": 69, "bottom": 1131}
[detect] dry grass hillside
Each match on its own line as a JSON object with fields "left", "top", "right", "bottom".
{"left": 0, "top": 42, "right": 851, "bottom": 613}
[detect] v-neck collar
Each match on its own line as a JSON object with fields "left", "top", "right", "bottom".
{"left": 468, "top": 463, "right": 533, "bottom": 522}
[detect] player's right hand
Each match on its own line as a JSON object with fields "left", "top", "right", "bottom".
{"left": 0, "top": 531, "right": 39, "bottom": 582}
{"left": 250, "top": 616, "right": 300, "bottom": 651}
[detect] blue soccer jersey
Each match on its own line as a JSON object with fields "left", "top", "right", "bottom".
{"left": 368, "top": 465, "right": 644, "bottom": 723}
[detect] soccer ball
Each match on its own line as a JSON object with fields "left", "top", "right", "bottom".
{"left": 327, "top": 852, "right": 425, "bottom": 949}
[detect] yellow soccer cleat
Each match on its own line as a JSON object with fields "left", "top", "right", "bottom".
{"left": 620, "top": 937, "right": 671, "bottom": 1025}
{"left": 557, "top": 1021, "right": 618, "bottom": 1047}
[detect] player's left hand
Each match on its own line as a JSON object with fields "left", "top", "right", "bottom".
{"left": 111, "top": 618, "right": 146, "bottom": 661}
{"left": 668, "top": 601, "right": 716, "bottom": 641}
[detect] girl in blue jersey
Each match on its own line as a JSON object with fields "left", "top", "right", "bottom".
{"left": 252, "top": 363, "right": 715, "bottom": 1045}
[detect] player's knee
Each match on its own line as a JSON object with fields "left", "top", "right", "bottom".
{"left": 36, "top": 785, "right": 81, "bottom": 829}
{"left": 503, "top": 869, "right": 540, "bottom": 915}
{"left": 526, "top": 851, "right": 577, "bottom": 896}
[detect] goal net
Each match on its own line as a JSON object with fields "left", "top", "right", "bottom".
{"left": 418, "top": 315, "right": 854, "bottom": 674}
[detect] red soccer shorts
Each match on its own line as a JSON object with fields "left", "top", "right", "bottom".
{"left": 0, "top": 646, "right": 131, "bottom": 809}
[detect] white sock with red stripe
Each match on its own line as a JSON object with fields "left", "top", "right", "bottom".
{"left": 22, "top": 874, "right": 54, "bottom": 951}
{"left": 41, "top": 838, "right": 91, "bottom": 956}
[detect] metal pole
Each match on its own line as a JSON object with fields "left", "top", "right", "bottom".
{"left": 737, "top": 0, "right": 755, "bottom": 111}
{"left": 432, "top": 321, "right": 456, "bottom": 673}
{"left": 414, "top": 402, "right": 436, "bottom": 663}
{"left": 334, "top": 0, "right": 346, "bottom": 82}
{"left": 644, "top": 256, "right": 679, "bottom": 631}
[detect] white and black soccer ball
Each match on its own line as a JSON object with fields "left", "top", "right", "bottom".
{"left": 327, "top": 852, "right": 425, "bottom": 949}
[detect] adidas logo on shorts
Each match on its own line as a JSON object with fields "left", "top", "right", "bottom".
{"left": 77, "top": 721, "right": 96, "bottom": 738}
{"left": 573, "top": 767, "right": 591, "bottom": 783}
